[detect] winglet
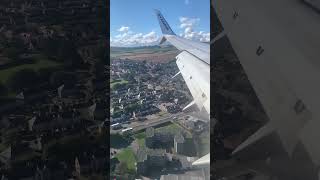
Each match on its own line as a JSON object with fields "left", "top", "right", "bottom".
{"left": 154, "top": 9, "right": 176, "bottom": 35}
{"left": 159, "top": 36, "right": 167, "bottom": 45}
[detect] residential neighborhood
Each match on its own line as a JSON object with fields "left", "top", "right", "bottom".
{"left": 110, "top": 50, "right": 210, "bottom": 179}
{"left": 0, "top": 0, "right": 108, "bottom": 179}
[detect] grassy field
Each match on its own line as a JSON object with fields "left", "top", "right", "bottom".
{"left": 197, "top": 131, "right": 210, "bottom": 156}
{"left": 115, "top": 148, "right": 137, "bottom": 171}
{"left": 155, "top": 122, "right": 192, "bottom": 138}
{"left": 137, "top": 138, "right": 145, "bottom": 148}
{"left": 132, "top": 122, "right": 191, "bottom": 150}
{"left": 157, "top": 111, "right": 167, "bottom": 117}
{"left": 134, "top": 132, "right": 146, "bottom": 148}
{"left": 110, "top": 79, "right": 128, "bottom": 89}
{"left": 0, "top": 55, "right": 60, "bottom": 84}
{"left": 134, "top": 132, "right": 146, "bottom": 139}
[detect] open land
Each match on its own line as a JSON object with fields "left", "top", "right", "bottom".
{"left": 111, "top": 45, "right": 179, "bottom": 63}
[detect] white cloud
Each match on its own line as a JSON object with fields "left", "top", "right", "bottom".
{"left": 179, "top": 17, "right": 210, "bottom": 42}
{"left": 179, "top": 17, "right": 200, "bottom": 29}
{"left": 112, "top": 16, "right": 210, "bottom": 47}
{"left": 184, "top": 27, "right": 193, "bottom": 34}
{"left": 111, "top": 26, "right": 159, "bottom": 47}
{"left": 118, "top": 26, "right": 130, "bottom": 33}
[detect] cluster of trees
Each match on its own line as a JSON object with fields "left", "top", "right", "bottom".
{"left": 124, "top": 103, "right": 140, "bottom": 114}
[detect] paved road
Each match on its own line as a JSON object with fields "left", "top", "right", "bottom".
{"left": 110, "top": 112, "right": 186, "bottom": 134}
{"left": 130, "top": 113, "right": 185, "bottom": 132}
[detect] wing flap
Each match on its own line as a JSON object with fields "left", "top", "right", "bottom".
{"left": 192, "top": 153, "right": 210, "bottom": 166}
{"left": 176, "top": 51, "right": 210, "bottom": 113}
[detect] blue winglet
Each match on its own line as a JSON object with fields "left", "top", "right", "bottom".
{"left": 154, "top": 9, "right": 176, "bottom": 35}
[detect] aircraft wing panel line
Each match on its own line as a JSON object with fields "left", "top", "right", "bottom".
{"left": 176, "top": 51, "right": 210, "bottom": 113}
{"left": 192, "top": 153, "right": 210, "bottom": 166}
{"left": 155, "top": 9, "right": 210, "bottom": 167}
{"left": 214, "top": 0, "right": 318, "bottom": 158}
{"left": 165, "top": 35, "right": 210, "bottom": 64}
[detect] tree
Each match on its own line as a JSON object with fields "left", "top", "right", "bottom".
{"left": 124, "top": 103, "right": 140, "bottom": 114}
{"left": 110, "top": 158, "right": 120, "bottom": 172}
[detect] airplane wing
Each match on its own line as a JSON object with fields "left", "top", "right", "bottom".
{"left": 155, "top": 10, "right": 210, "bottom": 166}
{"left": 214, "top": 0, "right": 320, "bottom": 179}
{"left": 155, "top": 9, "right": 210, "bottom": 114}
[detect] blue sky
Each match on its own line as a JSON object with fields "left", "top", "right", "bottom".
{"left": 110, "top": 0, "right": 210, "bottom": 47}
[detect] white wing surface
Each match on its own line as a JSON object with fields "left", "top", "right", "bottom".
{"left": 155, "top": 10, "right": 210, "bottom": 166}
{"left": 214, "top": 0, "right": 320, "bottom": 179}
{"left": 155, "top": 9, "right": 210, "bottom": 114}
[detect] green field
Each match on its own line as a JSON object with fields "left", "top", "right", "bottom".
{"left": 137, "top": 138, "right": 145, "bottom": 148}
{"left": 132, "top": 122, "right": 191, "bottom": 149}
{"left": 115, "top": 148, "right": 137, "bottom": 171}
{"left": 155, "top": 122, "right": 192, "bottom": 138}
{"left": 134, "top": 132, "right": 146, "bottom": 139}
{"left": 197, "top": 132, "right": 210, "bottom": 156}
{"left": 110, "top": 79, "right": 128, "bottom": 89}
{"left": 0, "top": 56, "right": 60, "bottom": 84}
{"left": 134, "top": 132, "right": 146, "bottom": 148}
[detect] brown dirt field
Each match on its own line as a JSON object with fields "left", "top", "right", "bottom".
{"left": 111, "top": 46, "right": 180, "bottom": 63}
{"left": 118, "top": 51, "right": 179, "bottom": 63}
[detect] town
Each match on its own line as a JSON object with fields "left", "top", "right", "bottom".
{"left": 110, "top": 55, "right": 210, "bottom": 179}
{"left": 0, "top": 0, "right": 107, "bottom": 179}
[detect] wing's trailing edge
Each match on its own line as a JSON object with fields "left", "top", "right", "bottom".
{"left": 214, "top": 0, "right": 320, "bottom": 179}
{"left": 192, "top": 153, "right": 210, "bottom": 167}
{"left": 154, "top": 9, "right": 210, "bottom": 118}
{"left": 232, "top": 122, "right": 275, "bottom": 155}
